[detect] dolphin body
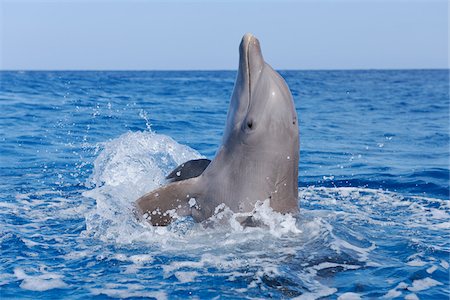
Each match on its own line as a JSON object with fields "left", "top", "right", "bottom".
{"left": 135, "top": 33, "right": 299, "bottom": 226}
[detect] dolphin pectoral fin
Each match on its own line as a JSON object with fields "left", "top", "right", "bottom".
{"left": 135, "top": 177, "right": 201, "bottom": 226}
{"left": 166, "top": 159, "right": 211, "bottom": 183}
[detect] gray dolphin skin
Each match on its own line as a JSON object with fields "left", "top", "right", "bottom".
{"left": 135, "top": 33, "right": 299, "bottom": 226}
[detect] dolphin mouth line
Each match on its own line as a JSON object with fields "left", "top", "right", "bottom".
{"left": 246, "top": 36, "right": 252, "bottom": 113}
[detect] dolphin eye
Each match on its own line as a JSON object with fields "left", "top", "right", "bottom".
{"left": 242, "top": 118, "right": 256, "bottom": 133}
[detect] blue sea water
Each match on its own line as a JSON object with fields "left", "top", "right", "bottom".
{"left": 0, "top": 70, "right": 449, "bottom": 299}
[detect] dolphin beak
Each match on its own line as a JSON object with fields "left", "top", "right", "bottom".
{"left": 239, "top": 33, "right": 265, "bottom": 93}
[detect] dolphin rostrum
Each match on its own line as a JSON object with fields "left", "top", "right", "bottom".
{"left": 135, "top": 33, "right": 299, "bottom": 226}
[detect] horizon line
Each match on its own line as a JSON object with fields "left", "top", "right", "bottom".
{"left": 0, "top": 68, "right": 449, "bottom": 72}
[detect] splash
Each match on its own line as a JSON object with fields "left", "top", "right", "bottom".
{"left": 82, "top": 130, "right": 303, "bottom": 246}
{"left": 82, "top": 130, "right": 203, "bottom": 243}
{"left": 74, "top": 131, "right": 450, "bottom": 298}
{"left": 81, "top": 131, "right": 450, "bottom": 246}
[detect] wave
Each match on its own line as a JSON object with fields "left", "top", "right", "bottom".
{"left": 4, "top": 130, "right": 448, "bottom": 299}
{"left": 81, "top": 131, "right": 449, "bottom": 247}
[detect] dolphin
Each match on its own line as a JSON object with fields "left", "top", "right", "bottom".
{"left": 135, "top": 33, "right": 299, "bottom": 226}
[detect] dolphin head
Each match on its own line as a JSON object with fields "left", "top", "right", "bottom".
{"left": 223, "top": 33, "right": 298, "bottom": 150}
{"left": 206, "top": 33, "right": 299, "bottom": 213}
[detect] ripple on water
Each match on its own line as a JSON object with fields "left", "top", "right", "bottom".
{"left": 1, "top": 130, "right": 449, "bottom": 299}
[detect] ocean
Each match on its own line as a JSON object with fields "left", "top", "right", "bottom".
{"left": 0, "top": 70, "right": 449, "bottom": 299}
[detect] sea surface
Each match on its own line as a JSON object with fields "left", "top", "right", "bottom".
{"left": 0, "top": 70, "right": 449, "bottom": 299}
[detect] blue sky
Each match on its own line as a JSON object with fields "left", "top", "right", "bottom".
{"left": 0, "top": 0, "right": 448, "bottom": 70}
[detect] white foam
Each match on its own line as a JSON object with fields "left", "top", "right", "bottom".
{"left": 88, "top": 131, "right": 201, "bottom": 191}
{"left": 382, "top": 288, "right": 402, "bottom": 298}
{"left": 188, "top": 198, "right": 197, "bottom": 208}
{"left": 0, "top": 273, "right": 14, "bottom": 287}
{"left": 81, "top": 130, "right": 303, "bottom": 247}
{"left": 407, "top": 277, "right": 442, "bottom": 292}
{"left": 337, "top": 292, "right": 362, "bottom": 300}
{"left": 426, "top": 265, "right": 438, "bottom": 274}
{"left": 382, "top": 282, "right": 409, "bottom": 299}
{"left": 14, "top": 268, "right": 68, "bottom": 291}
{"left": 174, "top": 271, "right": 198, "bottom": 283}
{"left": 90, "top": 286, "right": 167, "bottom": 300}
{"left": 246, "top": 200, "right": 301, "bottom": 237}
{"left": 407, "top": 259, "right": 427, "bottom": 267}
{"left": 82, "top": 130, "right": 203, "bottom": 244}
{"left": 404, "top": 294, "right": 419, "bottom": 300}
{"left": 299, "top": 186, "right": 450, "bottom": 240}
{"left": 293, "top": 287, "right": 338, "bottom": 300}
{"left": 129, "top": 254, "right": 153, "bottom": 264}
{"left": 64, "top": 250, "right": 90, "bottom": 260}
{"left": 313, "top": 262, "right": 360, "bottom": 271}
{"left": 72, "top": 130, "right": 450, "bottom": 298}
